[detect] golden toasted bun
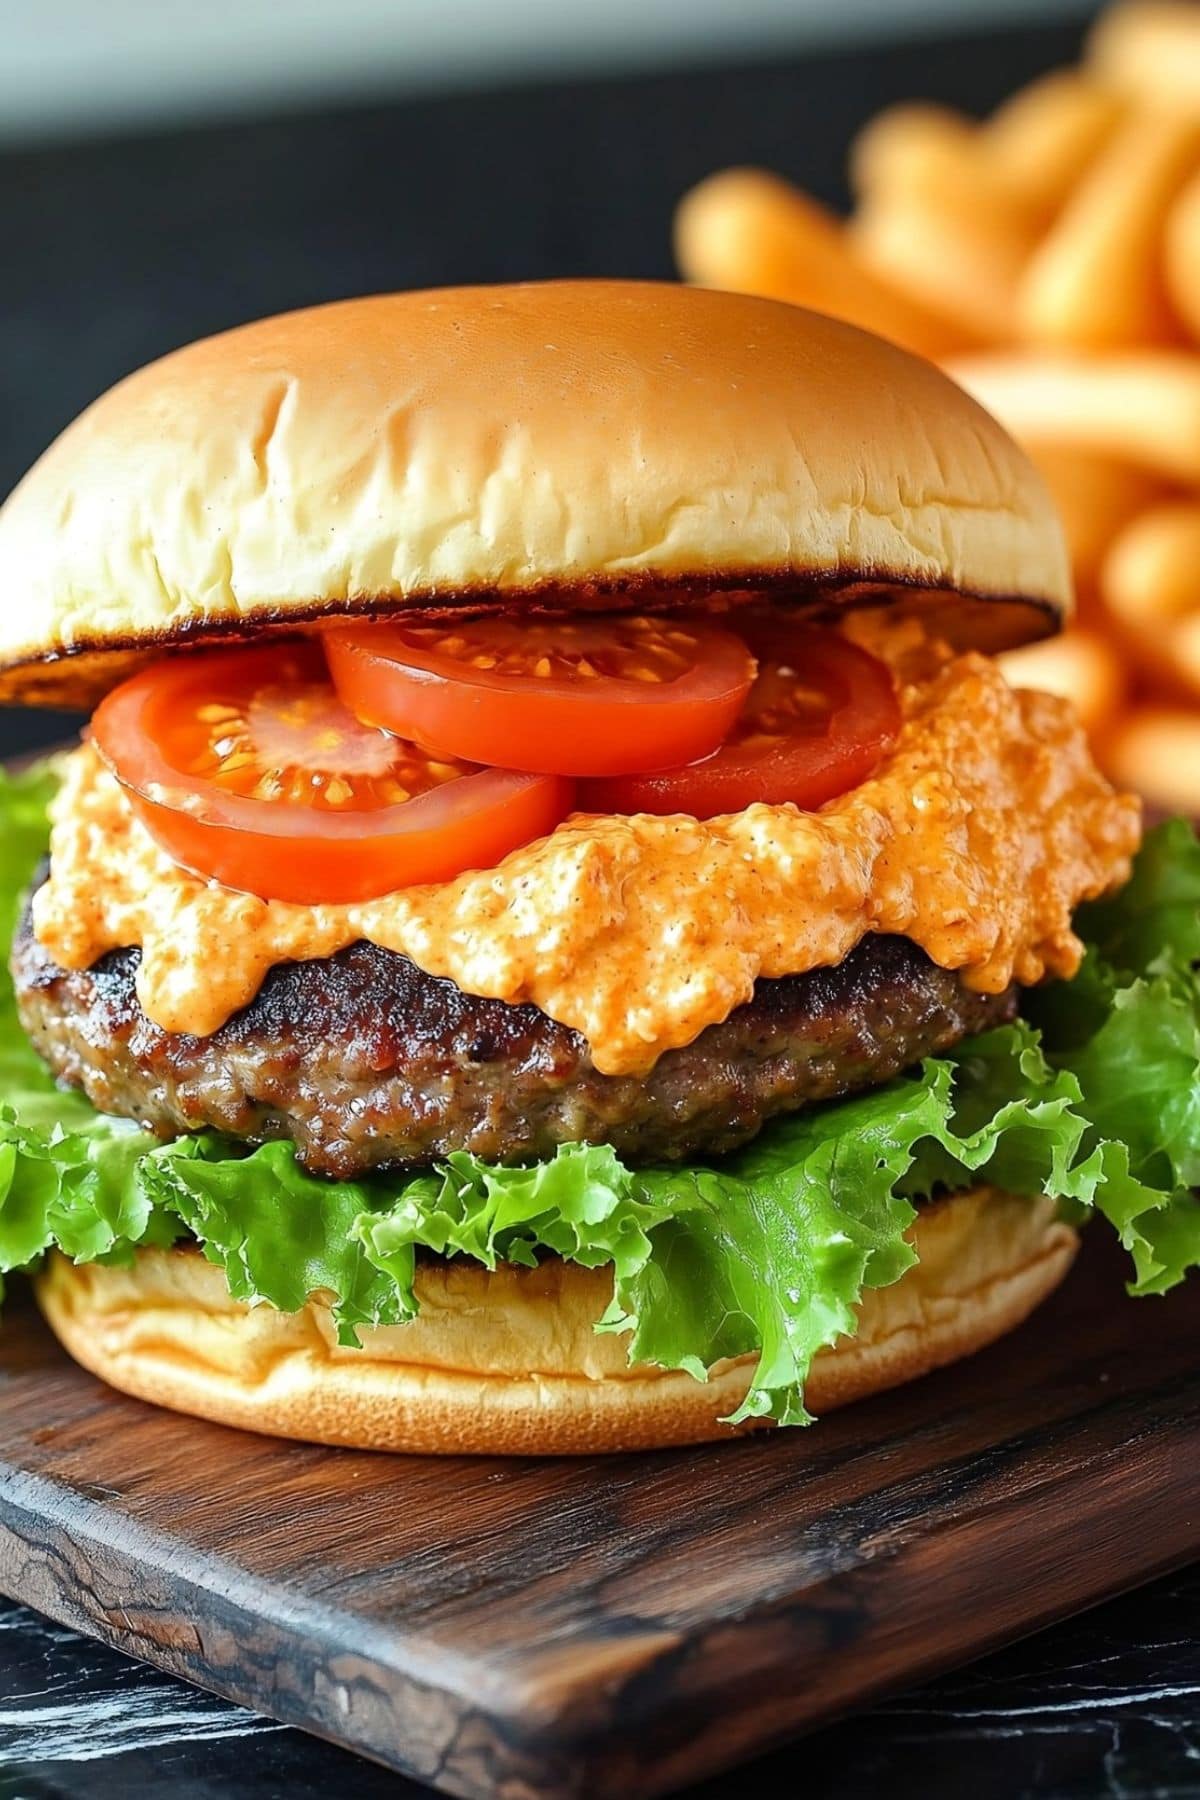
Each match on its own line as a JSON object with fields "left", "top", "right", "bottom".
{"left": 36, "top": 1188, "right": 1077, "bottom": 1455}
{"left": 0, "top": 282, "right": 1068, "bottom": 708}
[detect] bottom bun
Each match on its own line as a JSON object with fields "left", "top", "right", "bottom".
{"left": 36, "top": 1187, "right": 1077, "bottom": 1455}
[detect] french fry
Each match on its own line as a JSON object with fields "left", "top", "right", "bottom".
{"left": 850, "top": 103, "right": 1011, "bottom": 208}
{"left": 850, "top": 159, "right": 1036, "bottom": 343}
{"left": 1088, "top": 2, "right": 1200, "bottom": 115}
{"left": 673, "top": 3, "right": 1200, "bottom": 791}
{"left": 1101, "top": 502, "right": 1200, "bottom": 690}
{"left": 1102, "top": 501, "right": 1200, "bottom": 631}
{"left": 1023, "top": 445, "right": 1166, "bottom": 602}
{"left": 945, "top": 351, "right": 1200, "bottom": 485}
{"left": 983, "top": 70, "right": 1125, "bottom": 222}
{"left": 846, "top": 95, "right": 1043, "bottom": 348}
{"left": 1175, "top": 607, "right": 1200, "bottom": 694}
{"left": 1104, "top": 706, "right": 1200, "bottom": 816}
{"left": 1017, "top": 112, "right": 1200, "bottom": 348}
{"left": 673, "top": 168, "right": 967, "bottom": 358}
{"left": 997, "top": 628, "right": 1126, "bottom": 733}
{"left": 1165, "top": 165, "right": 1200, "bottom": 342}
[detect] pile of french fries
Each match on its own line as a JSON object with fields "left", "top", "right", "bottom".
{"left": 675, "top": 0, "right": 1200, "bottom": 814}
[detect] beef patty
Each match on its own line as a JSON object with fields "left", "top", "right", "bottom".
{"left": 13, "top": 895, "right": 1016, "bottom": 1178}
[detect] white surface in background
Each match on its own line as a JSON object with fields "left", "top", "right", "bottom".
{"left": 1, "top": 0, "right": 1089, "bottom": 142}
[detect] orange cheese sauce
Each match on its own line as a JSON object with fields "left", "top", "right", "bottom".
{"left": 32, "top": 625, "right": 1142, "bottom": 1076}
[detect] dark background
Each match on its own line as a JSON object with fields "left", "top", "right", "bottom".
{"left": 10, "top": 11, "right": 1199, "bottom": 1800}
{"left": 1, "top": 12, "right": 1095, "bottom": 760}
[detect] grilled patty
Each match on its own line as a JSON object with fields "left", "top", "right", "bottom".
{"left": 13, "top": 895, "right": 1016, "bottom": 1177}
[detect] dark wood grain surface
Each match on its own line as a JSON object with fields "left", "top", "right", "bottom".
{"left": 0, "top": 1225, "right": 1195, "bottom": 1800}
{"left": 3, "top": 1566, "right": 1199, "bottom": 1799}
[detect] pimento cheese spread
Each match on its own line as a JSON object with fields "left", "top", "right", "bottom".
{"left": 31, "top": 628, "right": 1142, "bottom": 1076}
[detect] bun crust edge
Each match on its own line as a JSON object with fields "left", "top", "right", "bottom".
{"left": 36, "top": 1187, "right": 1078, "bottom": 1454}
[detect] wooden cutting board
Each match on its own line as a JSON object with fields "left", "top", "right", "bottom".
{"left": 0, "top": 1228, "right": 1196, "bottom": 1800}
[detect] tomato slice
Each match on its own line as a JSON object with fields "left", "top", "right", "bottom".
{"left": 324, "top": 615, "right": 756, "bottom": 776}
{"left": 89, "top": 643, "right": 573, "bottom": 904}
{"left": 581, "top": 626, "right": 901, "bottom": 818}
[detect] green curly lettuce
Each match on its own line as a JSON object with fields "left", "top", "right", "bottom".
{"left": 2, "top": 762, "right": 1198, "bottom": 1425}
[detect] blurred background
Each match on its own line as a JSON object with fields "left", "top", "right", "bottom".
{"left": 6, "top": 0, "right": 1198, "bottom": 817}
{"left": 0, "top": 2, "right": 1094, "bottom": 146}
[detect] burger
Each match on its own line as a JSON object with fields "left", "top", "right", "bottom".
{"left": 0, "top": 281, "right": 1196, "bottom": 1455}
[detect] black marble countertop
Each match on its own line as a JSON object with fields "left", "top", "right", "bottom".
{"left": 3, "top": 8, "right": 1198, "bottom": 1797}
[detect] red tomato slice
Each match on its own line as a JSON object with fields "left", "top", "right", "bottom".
{"left": 89, "top": 643, "right": 573, "bottom": 904}
{"left": 323, "top": 615, "right": 756, "bottom": 775}
{"left": 581, "top": 625, "right": 901, "bottom": 818}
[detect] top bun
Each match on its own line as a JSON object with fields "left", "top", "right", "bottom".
{"left": 0, "top": 281, "right": 1069, "bottom": 707}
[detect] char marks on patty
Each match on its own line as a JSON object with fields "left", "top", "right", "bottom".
{"left": 12, "top": 891, "right": 1017, "bottom": 1177}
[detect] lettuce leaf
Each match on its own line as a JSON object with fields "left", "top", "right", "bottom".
{"left": 2, "top": 762, "right": 1198, "bottom": 1425}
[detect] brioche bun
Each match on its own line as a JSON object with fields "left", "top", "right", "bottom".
{"left": 36, "top": 1188, "right": 1077, "bottom": 1454}
{"left": 0, "top": 282, "right": 1068, "bottom": 708}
